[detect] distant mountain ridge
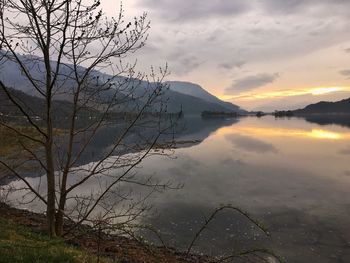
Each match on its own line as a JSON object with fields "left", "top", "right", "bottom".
{"left": 293, "top": 97, "right": 350, "bottom": 115}
{"left": 167, "top": 81, "right": 244, "bottom": 113}
{"left": 0, "top": 86, "right": 93, "bottom": 119}
{"left": 0, "top": 54, "right": 244, "bottom": 115}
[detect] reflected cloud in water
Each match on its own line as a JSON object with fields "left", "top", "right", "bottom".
{"left": 339, "top": 147, "right": 350, "bottom": 155}
{"left": 225, "top": 134, "right": 278, "bottom": 154}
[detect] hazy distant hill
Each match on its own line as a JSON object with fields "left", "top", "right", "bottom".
{"left": 294, "top": 98, "right": 350, "bottom": 115}
{"left": 160, "top": 90, "right": 238, "bottom": 114}
{"left": 0, "top": 54, "right": 245, "bottom": 115}
{"left": 167, "top": 81, "right": 244, "bottom": 113}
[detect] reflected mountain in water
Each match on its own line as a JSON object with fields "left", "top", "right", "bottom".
{"left": 301, "top": 115, "right": 350, "bottom": 129}
{"left": 73, "top": 117, "right": 239, "bottom": 166}
{"left": 1, "top": 117, "right": 239, "bottom": 183}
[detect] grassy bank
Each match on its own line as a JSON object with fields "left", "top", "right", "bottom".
{"left": 0, "top": 203, "right": 208, "bottom": 263}
{"left": 0, "top": 217, "right": 111, "bottom": 263}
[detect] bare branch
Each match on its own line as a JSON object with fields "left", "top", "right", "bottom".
{"left": 186, "top": 205, "right": 270, "bottom": 257}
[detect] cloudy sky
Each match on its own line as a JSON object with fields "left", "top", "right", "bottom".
{"left": 102, "top": 0, "right": 350, "bottom": 111}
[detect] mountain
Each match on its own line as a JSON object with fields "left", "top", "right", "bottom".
{"left": 293, "top": 98, "right": 350, "bottom": 115}
{"left": 0, "top": 54, "right": 245, "bottom": 115}
{"left": 0, "top": 87, "right": 96, "bottom": 121}
{"left": 166, "top": 81, "right": 244, "bottom": 113}
{"left": 159, "top": 90, "right": 240, "bottom": 114}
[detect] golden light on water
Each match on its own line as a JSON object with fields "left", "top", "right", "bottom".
{"left": 217, "top": 126, "right": 348, "bottom": 140}
{"left": 307, "top": 129, "right": 342, "bottom": 140}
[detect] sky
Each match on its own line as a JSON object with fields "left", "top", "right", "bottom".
{"left": 101, "top": 0, "right": 350, "bottom": 111}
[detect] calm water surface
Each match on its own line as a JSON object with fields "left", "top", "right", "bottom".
{"left": 139, "top": 116, "right": 350, "bottom": 262}
{"left": 6, "top": 116, "right": 350, "bottom": 262}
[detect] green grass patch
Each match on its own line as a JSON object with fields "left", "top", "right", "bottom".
{"left": 0, "top": 218, "right": 112, "bottom": 263}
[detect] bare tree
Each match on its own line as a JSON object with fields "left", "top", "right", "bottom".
{"left": 0, "top": 0, "right": 176, "bottom": 237}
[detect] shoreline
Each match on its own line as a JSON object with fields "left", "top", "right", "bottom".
{"left": 0, "top": 202, "right": 211, "bottom": 263}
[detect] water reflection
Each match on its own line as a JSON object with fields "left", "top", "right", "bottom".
{"left": 4, "top": 116, "right": 350, "bottom": 262}
{"left": 302, "top": 115, "right": 350, "bottom": 129}
{"left": 339, "top": 147, "right": 350, "bottom": 155}
{"left": 220, "top": 126, "right": 349, "bottom": 140}
{"left": 139, "top": 116, "right": 350, "bottom": 262}
{"left": 64, "top": 116, "right": 239, "bottom": 167}
{"left": 225, "top": 134, "right": 278, "bottom": 153}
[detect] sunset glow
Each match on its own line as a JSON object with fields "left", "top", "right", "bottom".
{"left": 217, "top": 126, "right": 348, "bottom": 140}
{"left": 218, "top": 86, "right": 350, "bottom": 102}
{"left": 311, "top": 87, "right": 344, "bottom": 95}
{"left": 308, "top": 129, "right": 342, "bottom": 140}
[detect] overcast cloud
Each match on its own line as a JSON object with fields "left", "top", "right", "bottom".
{"left": 101, "top": 0, "right": 350, "bottom": 110}
{"left": 339, "top": 70, "right": 350, "bottom": 78}
{"left": 226, "top": 73, "right": 280, "bottom": 95}
{"left": 140, "top": 0, "right": 249, "bottom": 22}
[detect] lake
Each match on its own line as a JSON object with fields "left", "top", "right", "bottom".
{"left": 4, "top": 116, "right": 350, "bottom": 262}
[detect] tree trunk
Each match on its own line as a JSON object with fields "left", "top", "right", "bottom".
{"left": 55, "top": 190, "right": 67, "bottom": 236}
{"left": 46, "top": 141, "right": 56, "bottom": 237}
